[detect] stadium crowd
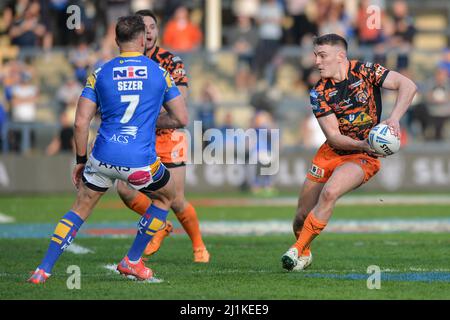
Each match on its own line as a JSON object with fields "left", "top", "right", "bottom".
{"left": 0, "top": 0, "right": 449, "bottom": 155}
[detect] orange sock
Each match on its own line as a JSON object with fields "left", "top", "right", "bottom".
{"left": 176, "top": 202, "right": 205, "bottom": 249}
{"left": 126, "top": 192, "right": 152, "bottom": 216}
{"left": 292, "top": 212, "right": 327, "bottom": 255}
{"left": 294, "top": 225, "right": 311, "bottom": 256}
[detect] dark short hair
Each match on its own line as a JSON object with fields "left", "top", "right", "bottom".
{"left": 135, "top": 9, "right": 158, "bottom": 24}
{"left": 115, "top": 15, "right": 145, "bottom": 44}
{"left": 313, "top": 33, "right": 348, "bottom": 51}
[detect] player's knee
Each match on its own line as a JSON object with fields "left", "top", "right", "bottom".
{"left": 154, "top": 179, "right": 176, "bottom": 208}
{"left": 320, "top": 187, "right": 339, "bottom": 204}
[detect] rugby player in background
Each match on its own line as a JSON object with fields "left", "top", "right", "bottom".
{"left": 282, "top": 33, "right": 417, "bottom": 271}
{"left": 116, "top": 10, "right": 209, "bottom": 263}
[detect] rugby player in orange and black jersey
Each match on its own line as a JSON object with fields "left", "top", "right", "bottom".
{"left": 310, "top": 60, "right": 390, "bottom": 156}
{"left": 281, "top": 33, "right": 417, "bottom": 272}
{"left": 148, "top": 44, "right": 189, "bottom": 124}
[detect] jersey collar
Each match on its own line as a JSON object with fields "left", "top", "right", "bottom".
{"left": 119, "top": 51, "right": 143, "bottom": 57}
{"left": 148, "top": 46, "right": 160, "bottom": 60}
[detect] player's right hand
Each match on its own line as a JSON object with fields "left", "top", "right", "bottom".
{"left": 361, "top": 140, "right": 386, "bottom": 158}
{"left": 72, "top": 164, "right": 85, "bottom": 189}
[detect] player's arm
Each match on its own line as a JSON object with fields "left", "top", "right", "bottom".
{"left": 157, "top": 95, "right": 189, "bottom": 128}
{"left": 156, "top": 70, "right": 189, "bottom": 128}
{"left": 310, "top": 88, "right": 375, "bottom": 154}
{"left": 380, "top": 71, "right": 417, "bottom": 136}
{"left": 74, "top": 97, "right": 97, "bottom": 157}
{"left": 177, "top": 85, "right": 189, "bottom": 100}
{"left": 317, "top": 114, "right": 379, "bottom": 156}
{"left": 72, "top": 97, "right": 97, "bottom": 187}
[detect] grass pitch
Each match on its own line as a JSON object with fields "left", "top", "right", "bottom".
{"left": 0, "top": 194, "right": 449, "bottom": 300}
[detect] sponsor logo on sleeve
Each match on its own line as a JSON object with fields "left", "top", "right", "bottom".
{"left": 310, "top": 89, "right": 320, "bottom": 111}
{"left": 375, "top": 65, "right": 386, "bottom": 78}
{"left": 172, "top": 56, "right": 182, "bottom": 63}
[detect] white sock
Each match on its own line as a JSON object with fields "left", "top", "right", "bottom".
{"left": 128, "top": 258, "right": 140, "bottom": 264}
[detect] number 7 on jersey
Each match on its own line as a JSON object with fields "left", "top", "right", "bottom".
{"left": 120, "top": 95, "right": 139, "bottom": 124}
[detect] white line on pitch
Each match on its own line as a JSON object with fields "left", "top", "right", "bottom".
{"left": 66, "top": 243, "right": 94, "bottom": 254}
{"left": 0, "top": 212, "right": 15, "bottom": 224}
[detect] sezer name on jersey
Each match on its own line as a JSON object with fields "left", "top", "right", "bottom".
{"left": 113, "top": 66, "right": 146, "bottom": 91}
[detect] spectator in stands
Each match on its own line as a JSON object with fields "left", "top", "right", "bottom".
{"left": 2, "top": 0, "right": 30, "bottom": 32}
{"left": 249, "top": 110, "right": 277, "bottom": 196}
{"left": 218, "top": 112, "right": 241, "bottom": 162}
{"left": 69, "top": 41, "right": 93, "bottom": 84}
{"left": 0, "top": 99, "right": 7, "bottom": 150}
{"left": 55, "top": 76, "right": 83, "bottom": 112}
{"left": 438, "top": 48, "right": 450, "bottom": 77}
{"left": 232, "top": 0, "right": 260, "bottom": 19}
{"left": 318, "top": 0, "right": 350, "bottom": 38}
{"left": 39, "top": 0, "right": 68, "bottom": 46}
{"left": 8, "top": 0, "right": 47, "bottom": 48}
{"left": 405, "top": 83, "right": 427, "bottom": 141}
{"left": 0, "top": 2, "right": 13, "bottom": 36}
{"left": 103, "top": 0, "right": 131, "bottom": 50}
{"left": 162, "top": 6, "right": 203, "bottom": 53}
{"left": 197, "top": 81, "right": 220, "bottom": 149}
{"left": 389, "top": 0, "right": 416, "bottom": 70}
{"left": 314, "top": 0, "right": 333, "bottom": 26}
{"left": 46, "top": 103, "right": 76, "bottom": 155}
{"left": 355, "top": 0, "right": 385, "bottom": 46}
{"left": 285, "top": 0, "right": 317, "bottom": 45}
{"left": 355, "top": 0, "right": 388, "bottom": 64}
{"left": 9, "top": 68, "right": 39, "bottom": 151}
{"left": 253, "top": 0, "right": 284, "bottom": 80}
{"left": 10, "top": 68, "right": 38, "bottom": 122}
{"left": 2, "top": 60, "right": 23, "bottom": 111}
{"left": 227, "top": 15, "right": 258, "bottom": 90}
{"left": 425, "top": 68, "right": 450, "bottom": 141}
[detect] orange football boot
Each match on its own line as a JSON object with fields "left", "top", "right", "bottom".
{"left": 28, "top": 269, "right": 49, "bottom": 284}
{"left": 117, "top": 256, "right": 153, "bottom": 281}
{"left": 193, "top": 247, "right": 210, "bottom": 263}
{"left": 143, "top": 221, "right": 173, "bottom": 256}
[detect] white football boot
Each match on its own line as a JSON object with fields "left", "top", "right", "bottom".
{"left": 281, "top": 247, "right": 299, "bottom": 271}
{"left": 292, "top": 252, "right": 313, "bottom": 271}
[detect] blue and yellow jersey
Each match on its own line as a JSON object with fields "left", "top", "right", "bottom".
{"left": 80, "top": 52, "right": 180, "bottom": 167}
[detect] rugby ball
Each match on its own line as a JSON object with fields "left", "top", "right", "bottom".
{"left": 368, "top": 124, "right": 400, "bottom": 156}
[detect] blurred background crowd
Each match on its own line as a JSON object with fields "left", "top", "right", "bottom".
{"left": 0, "top": 0, "right": 449, "bottom": 157}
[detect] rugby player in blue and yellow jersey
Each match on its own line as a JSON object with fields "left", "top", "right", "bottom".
{"left": 28, "top": 15, "right": 188, "bottom": 284}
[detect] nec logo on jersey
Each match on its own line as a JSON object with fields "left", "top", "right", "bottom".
{"left": 113, "top": 66, "right": 147, "bottom": 80}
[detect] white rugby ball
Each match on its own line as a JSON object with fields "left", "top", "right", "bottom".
{"left": 368, "top": 124, "right": 401, "bottom": 156}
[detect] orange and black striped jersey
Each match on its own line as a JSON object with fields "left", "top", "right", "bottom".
{"left": 310, "top": 60, "right": 390, "bottom": 154}
{"left": 148, "top": 46, "right": 188, "bottom": 87}
{"left": 148, "top": 46, "right": 188, "bottom": 136}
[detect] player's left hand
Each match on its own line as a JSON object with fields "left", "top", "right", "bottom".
{"left": 72, "top": 164, "right": 85, "bottom": 189}
{"left": 381, "top": 118, "right": 401, "bottom": 138}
